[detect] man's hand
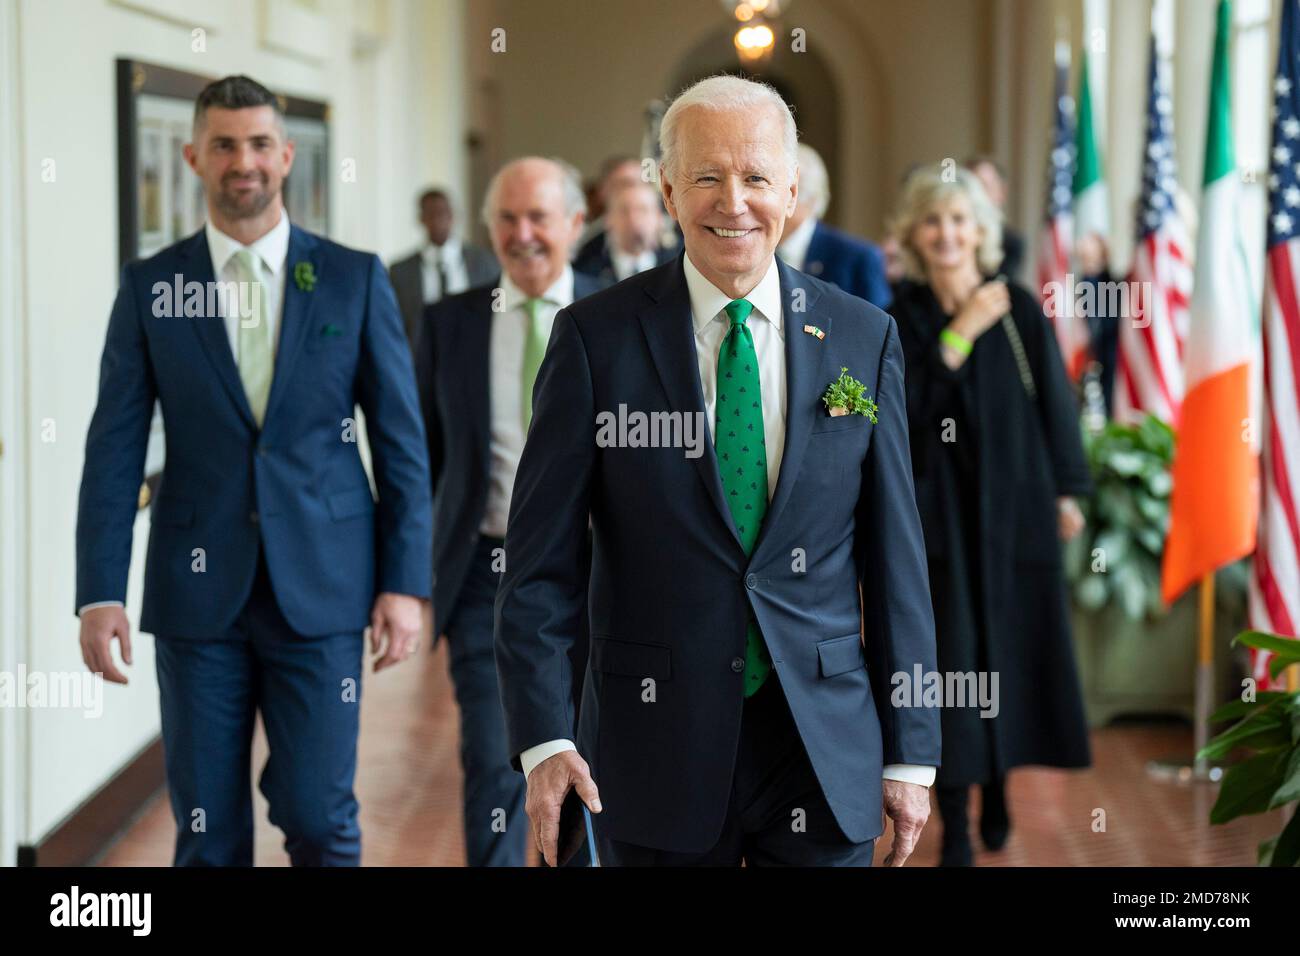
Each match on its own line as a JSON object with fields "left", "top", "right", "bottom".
{"left": 79, "top": 605, "right": 133, "bottom": 685}
{"left": 1057, "top": 496, "right": 1085, "bottom": 541}
{"left": 881, "top": 779, "right": 931, "bottom": 867}
{"left": 526, "top": 750, "right": 601, "bottom": 867}
{"left": 368, "top": 592, "right": 425, "bottom": 672}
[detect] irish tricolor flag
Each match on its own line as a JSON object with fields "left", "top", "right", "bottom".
{"left": 1067, "top": 51, "right": 1107, "bottom": 381}
{"left": 1161, "top": 0, "right": 1259, "bottom": 605}
{"left": 1073, "top": 53, "right": 1108, "bottom": 250}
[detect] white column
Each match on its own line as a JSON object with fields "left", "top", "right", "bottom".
{"left": 0, "top": 0, "right": 29, "bottom": 868}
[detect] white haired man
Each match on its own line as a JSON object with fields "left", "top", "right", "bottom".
{"left": 413, "top": 157, "right": 604, "bottom": 866}
{"left": 495, "top": 77, "right": 940, "bottom": 866}
{"left": 778, "top": 143, "right": 892, "bottom": 309}
{"left": 573, "top": 179, "right": 677, "bottom": 284}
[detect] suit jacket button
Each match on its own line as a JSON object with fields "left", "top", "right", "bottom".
{"left": 249, "top": 510, "right": 259, "bottom": 525}
{"left": 745, "top": 573, "right": 758, "bottom": 589}
{"left": 731, "top": 657, "right": 745, "bottom": 673}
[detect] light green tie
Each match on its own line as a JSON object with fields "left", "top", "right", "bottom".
{"left": 521, "top": 297, "right": 548, "bottom": 432}
{"left": 232, "top": 248, "right": 272, "bottom": 426}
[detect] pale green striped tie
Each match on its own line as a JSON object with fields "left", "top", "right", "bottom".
{"left": 232, "top": 248, "right": 272, "bottom": 426}
{"left": 521, "top": 297, "right": 548, "bottom": 432}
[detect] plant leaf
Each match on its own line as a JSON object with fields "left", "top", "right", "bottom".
{"left": 1208, "top": 691, "right": 1291, "bottom": 723}
{"left": 1269, "top": 800, "right": 1300, "bottom": 867}
{"left": 1268, "top": 746, "right": 1300, "bottom": 808}
{"left": 1209, "top": 749, "right": 1291, "bottom": 824}
{"left": 1199, "top": 708, "right": 1288, "bottom": 762}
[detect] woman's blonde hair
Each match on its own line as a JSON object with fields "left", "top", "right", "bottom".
{"left": 888, "top": 163, "right": 1005, "bottom": 281}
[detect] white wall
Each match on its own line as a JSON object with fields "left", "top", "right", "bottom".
{"left": 1, "top": 0, "right": 466, "bottom": 864}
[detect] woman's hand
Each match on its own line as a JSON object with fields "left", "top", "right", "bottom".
{"left": 1057, "top": 496, "right": 1085, "bottom": 541}
{"left": 939, "top": 280, "right": 1010, "bottom": 370}
{"left": 951, "top": 280, "right": 1010, "bottom": 341}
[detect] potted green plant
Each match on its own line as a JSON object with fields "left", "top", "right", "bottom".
{"left": 1064, "top": 415, "right": 1245, "bottom": 724}
{"left": 1200, "top": 630, "right": 1300, "bottom": 866}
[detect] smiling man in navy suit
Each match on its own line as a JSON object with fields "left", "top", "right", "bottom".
{"left": 777, "top": 143, "right": 892, "bottom": 310}
{"left": 75, "top": 75, "right": 432, "bottom": 866}
{"left": 415, "top": 157, "right": 602, "bottom": 866}
{"left": 495, "top": 75, "right": 940, "bottom": 867}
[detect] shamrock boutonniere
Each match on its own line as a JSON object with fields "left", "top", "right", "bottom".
{"left": 293, "top": 261, "right": 317, "bottom": 292}
{"left": 822, "top": 366, "right": 879, "bottom": 423}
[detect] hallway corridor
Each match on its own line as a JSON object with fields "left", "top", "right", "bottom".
{"left": 94, "top": 641, "right": 1287, "bottom": 867}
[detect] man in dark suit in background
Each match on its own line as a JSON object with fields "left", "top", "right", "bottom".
{"left": 967, "top": 155, "right": 1025, "bottom": 281}
{"left": 574, "top": 154, "right": 642, "bottom": 253}
{"left": 777, "top": 144, "right": 892, "bottom": 309}
{"left": 76, "top": 75, "right": 433, "bottom": 866}
{"left": 572, "top": 179, "right": 676, "bottom": 284}
{"left": 415, "top": 157, "right": 602, "bottom": 866}
{"left": 495, "top": 75, "right": 940, "bottom": 867}
{"left": 389, "top": 188, "right": 497, "bottom": 347}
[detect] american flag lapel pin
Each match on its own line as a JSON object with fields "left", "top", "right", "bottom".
{"left": 803, "top": 324, "right": 825, "bottom": 340}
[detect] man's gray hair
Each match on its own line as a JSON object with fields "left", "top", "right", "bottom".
{"left": 480, "top": 156, "right": 588, "bottom": 226}
{"left": 658, "top": 74, "right": 798, "bottom": 183}
{"left": 796, "top": 143, "right": 830, "bottom": 219}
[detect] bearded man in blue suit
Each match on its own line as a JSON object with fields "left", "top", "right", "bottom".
{"left": 75, "top": 76, "right": 432, "bottom": 866}
{"left": 495, "top": 75, "right": 940, "bottom": 867}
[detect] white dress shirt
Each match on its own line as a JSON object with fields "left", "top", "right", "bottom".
{"left": 206, "top": 212, "right": 291, "bottom": 359}
{"left": 520, "top": 251, "right": 936, "bottom": 789}
{"left": 610, "top": 246, "right": 657, "bottom": 282}
{"left": 78, "top": 213, "right": 291, "bottom": 617}
{"left": 420, "top": 236, "right": 471, "bottom": 303}
{"left": 480, "top": 266, "right": 576, "bottom": 539}
{"left": 776, "top": 214, "right": 818, "bottom": 272}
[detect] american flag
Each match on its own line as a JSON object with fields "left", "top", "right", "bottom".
{"left": 1114, "top": 36, "right": 1191, "bottom": 427}
{"left": 1250, "top": 0, "right": 1300, "bottom": 686}
{"left": 1037, "top": 41, "right": 1081, "bottom": 372}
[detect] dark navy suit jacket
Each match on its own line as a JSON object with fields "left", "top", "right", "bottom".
{"left": 571, "top": 238, "right": 676, "bottom": 289}
{"left": 414, "top": 272, "right": 605, "bottom": 637}
{"left": 76, "top": 225, "right": 433, "bottom": 638}
{"left": 798, "top": 220, "right": 893, "bottom": 310}
{"left": 494, "top": 254, "right": 940, "bottom": 853}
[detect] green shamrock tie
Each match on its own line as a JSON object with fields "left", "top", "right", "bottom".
{"left": 715, "top": 298, "right": 772, "bottom": 697}
{"left": 233, "top": 248, "right": 272, "bottom": 426}
{"left": 521, "top": 297, "right": 547, "bottom": 432}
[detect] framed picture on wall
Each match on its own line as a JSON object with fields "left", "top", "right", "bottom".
{"left": 115, "top": 58, "right": 330, "bottom": 267}
{"left": 114, "top": 58, "right": 330, "bottom": 503}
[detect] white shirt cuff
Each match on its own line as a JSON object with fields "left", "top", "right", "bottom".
{"left": 520, "top": 739, "right": 576, "bottom": 779}
{"left": 882, "top": 763, "right": 937, "bottom": 787}
{"left": 78, "top": 601, "right": 124, "bottom": 616}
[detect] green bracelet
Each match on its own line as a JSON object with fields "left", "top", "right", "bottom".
{"left": 940, "top": 327, "right": 973, "bottom": 356}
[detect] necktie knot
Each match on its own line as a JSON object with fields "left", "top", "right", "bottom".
{"left": 724, "top": 298, "right": 754, "bottom": 328}
{"left": 233, "top": 247, "right": 262, "bottom": 280}
{"left": 524, "top": 297, "right": 545, "bottom": 322}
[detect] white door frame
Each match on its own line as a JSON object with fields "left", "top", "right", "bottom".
{"left": 0, "top": 0, "right": 31, "bottom": 868}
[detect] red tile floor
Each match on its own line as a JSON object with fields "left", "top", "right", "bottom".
{"left": 96, "top": 640, "right": 1288, "bottom": 867}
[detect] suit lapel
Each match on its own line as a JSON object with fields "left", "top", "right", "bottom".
{"left": 638, "top": 257, "right": 743, "bottom": 550}
{"left": 468, "top": 284, "right": 495, "bottom": 479}
{"left": 182, "top": 230, "right": 257, "bottom": 429}
{"left": 752, "top": 258, "right": 827, "bottom": 560}
{"left": 263, "top": 225, "right": 320, "bottom": 427}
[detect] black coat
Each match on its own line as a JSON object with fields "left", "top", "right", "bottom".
{"left": 890, "top": 278, "right": 1093, "bottom": 785}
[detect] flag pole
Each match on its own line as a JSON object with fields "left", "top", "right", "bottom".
{"left": 1193, "top": 571, "right": 1216, "bottom": 777}
{"left": 1147, "top": 570, "right": 1224, "bottom": 783}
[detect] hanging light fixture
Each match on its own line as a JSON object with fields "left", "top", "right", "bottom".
{"left": 720, "top": 0, "right": 787, "bottom": 68}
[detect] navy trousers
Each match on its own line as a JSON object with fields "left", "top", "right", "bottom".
{"left": 444, "top": 534, "right": 530, "bottom": 866}
{"left": 595, "top": 674, "right": 877, "bottom": 866}
{"left": 154, "top": 548, "right": 364, "bottom": 866}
